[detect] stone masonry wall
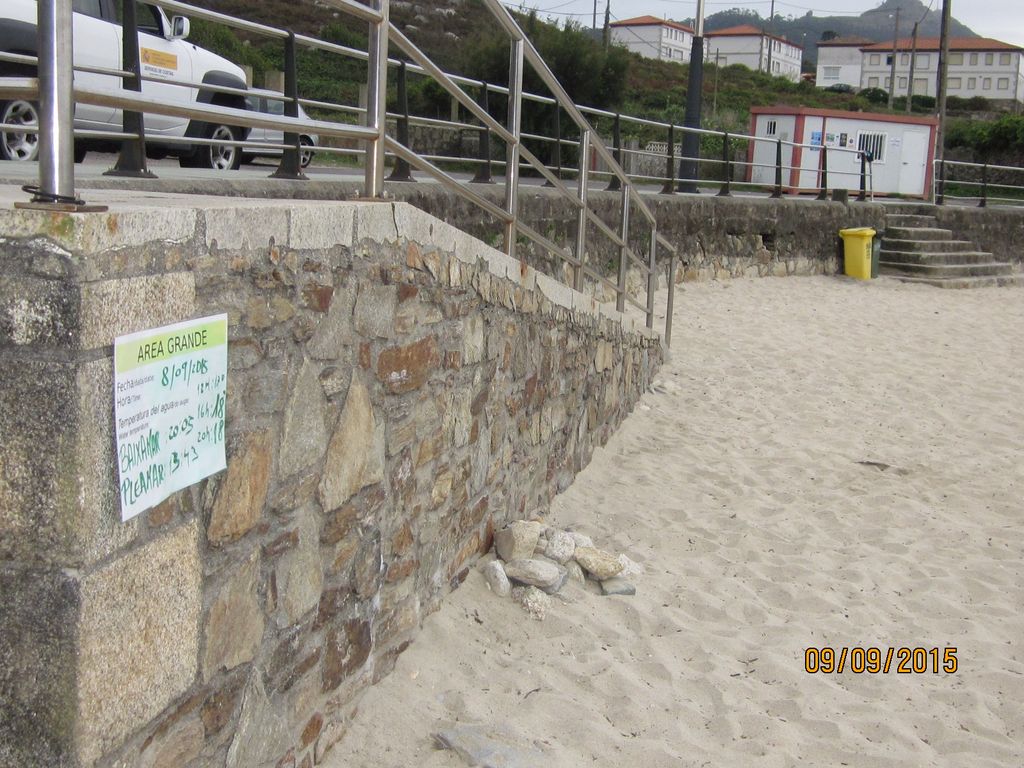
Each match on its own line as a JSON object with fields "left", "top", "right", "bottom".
{"left": 0, "top": 200, "right": 661, "bottom": 768}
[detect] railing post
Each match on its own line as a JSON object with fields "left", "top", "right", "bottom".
{"left": 665, "top": 253, "right": 676, "bottom": 348}
{"left": 544, "top": 103, "right": 562, "bottom": 187}
{"left": 23, "top": 0, "right": 80, "bottom": 207}
{"left": 605, "top": 113, "right": 622, "bottom": 192}
{"left": 816, "top": 146, "right": 829, "bottom": 201}
{"left": 616, "top": 184, "right": 630, "bottom": 313}
{"left": 857, "top": 151, "right": 868, "bottom": 202}
{"left": 978, "top": 162, "right": 988, "bottom": 208}
{"left": 660, "top": 123, "right": 676, "bottom": 195}
{"left": 574, "top": 128, "right": 591, "bottom": 292}
{"left": 717, "top": 132, "right": 732, "bottom": 197}
{"left": 645, "top": 227, "right": 657, "bottom": 330}
{"left": 936, "top": 159, "right": 945, "bottom": 205}
{"left": 771, "top": 139, "right": 783, "bottom": 198}
{"left": 504, "top": 38, "right": 524, "bottom": 260}
{"left": 363, "top": 0, "right": 389, "bottom": 198}
{"left": 105, "top": 0, "right": 155, "bottom": 178}
{"left": 471, "top": 81, "right": 493, "bottom": 184}
{"left": 271, "top": 31, "right": 307, "bottom": 180}
{"left": 385, "top": 60, "right": 415, "bottom": 182}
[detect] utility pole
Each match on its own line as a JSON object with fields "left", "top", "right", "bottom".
{"left": 603, "top": 0, "right": 610, "bottom": 51}
{"left": 593, "top": 0, "right": 597, "bottom": 31}
{"left": 906, "top": 21, "right": 920, "bottom": 113}
{"left": 713, "top": 48, "right": 721, "bottom": 119}
{"left": 766, "top": 0, "right": 776, "bottom": 76}
{"left": 679, "top": 0, "right": 705, "bottom": 192}
{"left": 936, "top": 0, "right": 952, "bottom": 164}
{"left": 887, "top": 6, "right": 901, "bottom": 110}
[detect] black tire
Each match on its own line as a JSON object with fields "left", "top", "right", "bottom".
{"left": 299, "top": 135, "right": 315, "bottom": 169}
{"left": 0, "top": 99, "right": 40, "bottom": 162}
{"left": 180, "top": 123, "right": 242, "bottom": 171}
{"left": 74, "top": 142, "right": 87, "bottom": 164}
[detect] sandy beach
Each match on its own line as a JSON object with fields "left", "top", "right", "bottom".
{"left": 325, "top": 275, "right": 1024, "bottom": 768}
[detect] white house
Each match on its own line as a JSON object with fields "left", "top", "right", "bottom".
{"left": 706, "top": 24, "right": 803, "bottom": 82}
{"left": 609, "top": 15, "right": 693, "bottom": 64}
{"left": 815, "top": 36, "right": 872, "bottom": 89}
{"left": 859, "top": 38, "right": 1024, "bottom": 104}
{"left": 748, "top": 106, "right": 937, "bottom": 197}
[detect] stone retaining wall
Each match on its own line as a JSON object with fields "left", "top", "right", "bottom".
{"left": 0, "top": 200, "right": 661, "bottom": 767}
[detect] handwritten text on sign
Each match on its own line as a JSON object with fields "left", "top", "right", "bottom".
{"left": 114, "top": 314, "right": 228, "bottom": 522}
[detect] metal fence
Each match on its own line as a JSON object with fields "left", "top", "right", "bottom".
{"left": 0, "top": 0, "right": 680, "bottom": 343}
{"left": 934, "top": 159, "right": 1024, "bottom": 207}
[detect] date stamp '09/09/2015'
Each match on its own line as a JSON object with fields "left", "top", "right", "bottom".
{"left": 804, "top": 647, "right": 958, "bottom": 674}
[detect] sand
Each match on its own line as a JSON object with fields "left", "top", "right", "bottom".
{"left": 324, "top": 275, "right": 1024, "bottom": 768}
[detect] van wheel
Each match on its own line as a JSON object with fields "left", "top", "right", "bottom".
{"left": 0, "top": 99, "right": 40, "bottom": 161}
{"left": 299, "top": 135, "right": 315, "bottom": 168}
{"left": 180, "top": 123, "right": 241, "bottom": 171}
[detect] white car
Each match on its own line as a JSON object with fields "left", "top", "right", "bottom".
{"left": 242, "top": 94, "right": 318, "bottom": 168}
{"left": 0, "top": 0, "right": 250, "bottom": 169}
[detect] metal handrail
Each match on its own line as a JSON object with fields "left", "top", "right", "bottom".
{"left": 7, "top": 0, "right": 676, "bottom": 343}
{"left": 932, "top": 158, "right": 1024, "bottom": 207}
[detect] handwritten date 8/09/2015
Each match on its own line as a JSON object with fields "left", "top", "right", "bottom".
{"left": 805, "top": 647, "right": 958, "bottom": 674}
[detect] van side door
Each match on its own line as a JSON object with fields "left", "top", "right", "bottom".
{"left": 111, "top": 2, "right": 193, "bottom": 134}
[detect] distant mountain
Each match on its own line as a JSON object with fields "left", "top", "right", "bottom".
{"left": 697, "top": 0, "right": 979, "bottom": 67}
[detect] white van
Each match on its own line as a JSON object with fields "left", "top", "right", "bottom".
{"left": 0, "top": 0, "right": 251, "bottom": 169}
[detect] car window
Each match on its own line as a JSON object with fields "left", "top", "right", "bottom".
{"left": 72, "top": 0, "right": 103, "bottom": 19}
{"left": 267, "top": 99, "right": 285, "bottom": 116}
{"left": 245, "top": 95, "right": 259, "bottom": 111}
{"left": 112, "top": 2, "right": 164, "bottom": 35}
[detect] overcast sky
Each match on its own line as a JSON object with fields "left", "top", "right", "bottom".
{"left": 520, "top": 1, "right": 1024, "bottom": 48}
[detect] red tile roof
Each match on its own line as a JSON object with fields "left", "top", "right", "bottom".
{"left": 707, "top": 24, "right": 796, "bottom": 48}
{"left": 860, "top": 37, "right": 1022, "bottom": 53}
{"left": 610, "top": 15, "right": 694, "bottom": 34}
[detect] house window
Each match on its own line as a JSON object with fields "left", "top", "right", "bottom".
{"left": 857, "top": 131, "right": 887, "bottom": 163}
{"left": 948, "top": 77, "right": 962, "bottom": 88}
{"left": 886, "top": 54, "right": 893, "bottom": 65}
{"left": 998, "top": 78, "right": 1010, "bottom": 90}
{"left": 983, "top": 77, "right": 992, "bottom": 90}
{"left": 985, "top": 53, "right": 994, "bottom": 65}
{"left": 968, "top": 77, "right": 977, "bottom": 89}
{"left": 765, "top": 120, "right": 777, "bottom": 136}
{"left": 663, "top": 47, "right": 671, "bottom": 58}
{"left": 969, "top": 53, "right": 978, "bottom": 65}
{"left": 914, "top": 78, "right": 927, "bottom": 93}
{"left": 899, "top": 77, "right": 908, "bottom": 88}
{"left": 869, "top": 54, "right": 881, "bottom": 66}
{"left": 884, "top": 76, "right": 891, "bottom": 89}
{"left": 1000, "top": 53, "right": 1011, "bottom": 66}
{"left": 823, "top": 66, "right": 841, "bottom": 80}
{"left": 916, "top": 54, "right": 930, "bottom": 69}
{"left": 901, "top": 53, "right": 909, "bottom": 65}
{"left": 868, "top": 76, "right": 880, "bottom": 87}
{"left": 949, "top": 53, "right": 964, "bottom": 65}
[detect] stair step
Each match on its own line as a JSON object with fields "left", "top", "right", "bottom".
{"left": 882, "top": 203, "right": 938, "bottom": 215}
{"left": 879, "top": 250, "right": 998, "bottom": 265}
{"left": 880, "top": 238, "right": 976, "bottom": 253}
{"left": 879, "top": 261, "right": 1015, "bottom": 278}
{"left": 886, "top": 274, "right": 1024, "bottom": 289}
{"left": 884, "top": 226, "right": 955, "bottom": 241}
{"left": 884, "top": 214, "right": 937, "bottom": 228}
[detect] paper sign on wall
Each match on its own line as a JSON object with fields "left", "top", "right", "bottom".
{"left": 114, "top": 314, "right": 228, "bottom": 522}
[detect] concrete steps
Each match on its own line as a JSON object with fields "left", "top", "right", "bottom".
{"left": 893, "top": 274, "right": 1024, "bottom": 289}
{"left": 877, "top": 210, "right": 1019, "bottom": 288}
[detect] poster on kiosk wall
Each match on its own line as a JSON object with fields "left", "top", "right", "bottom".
{"left": 113, "top": 314, "right": 228, "bottom": 522}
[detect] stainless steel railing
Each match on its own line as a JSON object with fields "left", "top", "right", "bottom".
{"left": 933, "top": 158, "right": 1024, "bottom": 208}
{"left": 1, "top": 0, "right": 677, "bottom": 343}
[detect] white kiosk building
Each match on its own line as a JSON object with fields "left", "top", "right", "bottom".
{"left": 748, "top": 106, "right": 938, "bottom": 198}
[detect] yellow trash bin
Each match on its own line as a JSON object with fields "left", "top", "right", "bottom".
{"left": 839, "top": 227, "right": 876, "bottom": 280}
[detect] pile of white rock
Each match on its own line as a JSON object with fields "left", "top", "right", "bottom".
{"left": 479, "top": 520, "right": 644, "bottom": 620}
